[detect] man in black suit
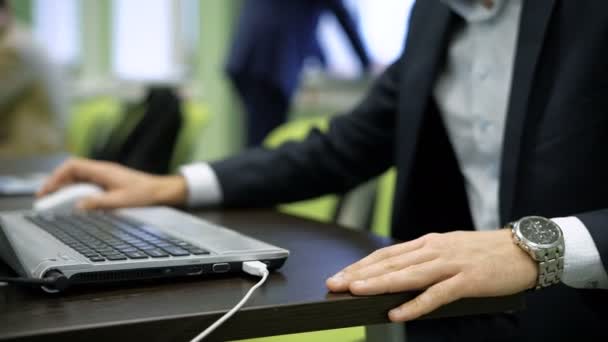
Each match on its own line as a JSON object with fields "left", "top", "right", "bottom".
{"left": 226, "top": 0, "right": 370, "bottom": 146}
{"left": 40, "top": 0, "right": 607, "bottom": 340}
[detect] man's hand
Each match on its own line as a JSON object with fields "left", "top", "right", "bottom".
{"left": 37, "top": 158, "right": 188, "bottom": 210}
{"left": 326, "top": 229, "right": 537, "bottom": 322}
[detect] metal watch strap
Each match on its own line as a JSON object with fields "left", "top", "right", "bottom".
{"left": 534, "top": 244, "right": 564, "bottom": 289}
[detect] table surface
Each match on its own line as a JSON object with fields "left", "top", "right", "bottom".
{"left": 0, "top": 156, "right": 524, "bottom": 342}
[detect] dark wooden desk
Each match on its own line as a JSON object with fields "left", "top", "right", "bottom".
{"left": 0, "top": 156, "right": 524, "bottom": 342}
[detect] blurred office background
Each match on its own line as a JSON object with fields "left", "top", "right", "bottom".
{"left": 8, "top": 0, "right": 414, "bottom": 163}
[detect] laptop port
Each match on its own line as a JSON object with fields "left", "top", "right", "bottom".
{"left": 212, "top": 263, "right": 230, "bottom": 273}
{"left": 186, "top": 266, "right": 204, "bottom": 276}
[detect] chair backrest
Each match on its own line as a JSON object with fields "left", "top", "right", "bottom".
{"left": 67, "top": 97, "right": 122, "bottom": 157}
{"left": 263, "top": 116, "right": 398, "bottom": 234}
{"left": 169, "top": 100, "right": 210, "bottom": 171}
{"left": 69, "top": 96, "right": 210, "bottom": 175}
{"left": 371, "top": 168, "right": 397, "bottom": 238}
{"left": 263, "top": 116, "right": 339, "bottom": 223}
{"left": 91, "top": 87, "right": 183, "bottom": 174}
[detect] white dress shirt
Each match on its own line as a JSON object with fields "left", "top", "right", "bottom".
{"left": 180, "top": 0, "right": 608, "bottom": 289}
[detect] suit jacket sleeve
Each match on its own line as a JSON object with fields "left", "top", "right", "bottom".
{"left": 574, "top": 210, "right": 608, "bottom": 282}
{"left": 210, "top": 56, "right": 402, "bottom": 207}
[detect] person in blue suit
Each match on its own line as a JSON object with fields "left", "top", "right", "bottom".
{"left": 226, "top": 0, "right": 371, "bottom": 147}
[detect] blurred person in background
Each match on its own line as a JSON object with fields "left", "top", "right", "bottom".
{"left": 0, "top": 0, "right": 67, "bottom": 157}
{"left": 226, "top": 0, "right": 371, "bottom": 147}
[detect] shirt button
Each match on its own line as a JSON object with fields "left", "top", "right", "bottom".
{"left": 479, "top": 120, "right": 494, "bottom": 133}
{"left": 476, "top": 69, "right": 489, "bottom": 81}
{"left": 489, "top": 164, "right": 499, "bottom": 176}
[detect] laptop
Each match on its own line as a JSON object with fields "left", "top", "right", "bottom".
{"left": 0, "top": 173, "right": 47, "bottom": 195}
{"left": 0, "top": 207, "right": 289, "bottom": 292}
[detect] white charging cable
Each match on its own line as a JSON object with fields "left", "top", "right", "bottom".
{"left": 189, "top": 261, "right": 269, "bottom": 342}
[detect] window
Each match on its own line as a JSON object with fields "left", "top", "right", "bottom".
{"left": 111, "top": 0, "right": 199, "bottom": 83}
{"left": 32, "top": 0, "right": 80, "bottom": 66}
{"left": 317, "top": 0, "right": 415, "bottom": 78}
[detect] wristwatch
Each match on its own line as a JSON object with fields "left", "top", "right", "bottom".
{"left": 509, "top": 216, "right": 565, "bottom": 290}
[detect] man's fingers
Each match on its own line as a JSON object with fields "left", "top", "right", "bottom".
{"left": 327, "top": 238, "right": 425, "bottom": 292}
{"left": 352, "top": 249, "right": 438, "bottom": 280}
{"left": 37, "top": 159, "right": 79, "bottom": 196}
{"left": 327, "top": 249, "right": 438, "bottom": 292}
{"left": 388, "top": 274, "right": 464, "bottom": 322}
{"left": 335, "top": 238, "right": 425, "bottom": 275}
{"left": 38, "top": 159, "right": 109, "bottom": 196}
{"left": 348, "top": 259, "right": 455, "bottom": 296}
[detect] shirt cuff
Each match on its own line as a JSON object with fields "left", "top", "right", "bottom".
{"left": 179, "top": 162, "right": 223, "bottom": 207}
{"left": 551, "top": 216, "right": 608, "bottom": 289}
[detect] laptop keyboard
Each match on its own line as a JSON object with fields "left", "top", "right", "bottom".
{"left": 26, "top": 212, "right": 209, "bottom": 262}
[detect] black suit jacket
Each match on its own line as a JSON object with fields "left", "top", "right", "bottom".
{"left": 213, "top": 1, "right": 607, "bottom": 340}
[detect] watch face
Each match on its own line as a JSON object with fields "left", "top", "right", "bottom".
{"left": 519, "top": 217, "right": 561, "bottom": 245}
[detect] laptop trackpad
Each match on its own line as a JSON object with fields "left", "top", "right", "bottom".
{"left": 120, "top": 207, "right": 279, "bottom": 255}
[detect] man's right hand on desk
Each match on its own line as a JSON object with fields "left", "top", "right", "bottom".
{"left": 37, "top": 158, "right": 188, "bottom": 210}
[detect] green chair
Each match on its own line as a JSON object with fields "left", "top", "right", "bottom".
{"left": 262, "top": 116, "right": 340, "bottom": 223}
{"left": 67, "top": 97, "right": 210, "bottom": 173}
{"left": 371, "top": 168, "right": 397, "bottom": 238}
{"left": 265, "top": 114, "right": 397, "bottom": 238}
{"left": 66, "top": 97, "right": 122, "bottom": 157}
{"left": 169, "top": 100, "right": 211, "bottom": 171}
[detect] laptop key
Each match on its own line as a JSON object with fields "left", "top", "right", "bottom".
{"left": 113, "top": 243, "right": 132, "bottom": 250}
{"left": 144, "top": 249, "right": 169, "bottom": 258}
{"left": 186, "top": 247, "right": 209, "bottom": 255}
{"left": 97, "top": 247, "right": 118, "bottom": 253}
{"left": 123, "top": 238, "right": 141, "bottom": 244}
{"left": 125, "top": 251, "right": 149, "bottom": 259}
{"left": 100, "top": 250, "right": 121, "bottom": 257}
{"left": 105, "top": 254, "right": 128, "bottom": 261}
{"left": 152, "top": 241, "right": 172, "bottom": 248}
{"left": 89, "top": 256, "right": 106, "bottom": 262}
{"left": 131, "top": 241, "right": 152, "bottom": 248}
{"left": 138, "top": 244, "right": 157, "bottom": 250}
{"left": 162, "top": 246, "right": 190, "bottom": 256}
{"left": 118, "top": 247, "right": 138, "bottom": 253}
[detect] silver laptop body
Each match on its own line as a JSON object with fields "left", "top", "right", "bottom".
{"left": 0, "top": 206, "right": 289, "bottom": 291}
